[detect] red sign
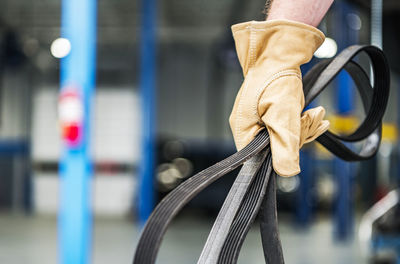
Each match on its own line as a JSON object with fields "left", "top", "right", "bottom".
{"left": 59, "top": 87, "right": 83, "bottom": 147}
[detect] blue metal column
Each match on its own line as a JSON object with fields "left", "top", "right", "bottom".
{"left": 297, "top": 149, "right": 314, "bottom": 226}
{"left": 334, "top": 71, "right": 354, "bottom": 240}
{"left": 296, "top": 62, "right": 317, "bottom": 226}
{"left": 59, "top": 0, "right": 96, "bottom": 263}
{"left": 333, "top": 0, "right": 359, "bottom": 241}
{"left": 137, "top": 0, "right": 157, "bottom": 224}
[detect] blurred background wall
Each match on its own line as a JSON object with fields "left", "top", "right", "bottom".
{"left": 0, "top": 0, "right": 273, "bottom": 215}
{"left": 0, "top": 0, "right": 398, "bottom": 213}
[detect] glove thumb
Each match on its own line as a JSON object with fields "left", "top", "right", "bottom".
{"left": 299, "top": 106, "right": 330, "bottom": 148}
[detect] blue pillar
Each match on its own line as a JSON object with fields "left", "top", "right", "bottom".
{"left": 137, "top": 0, "right": 157, "bottom": 224}
{"left": 333, "top": 157, "right": 355, "bottom": 240}
{"left": 296, "top": 149, "right": 314, "bottom": 226}
{"left": 332, "top": 0, "right": 359, "bottom": 241}
{"left": 59, "top": 0, "right": 96, "bottom": 263}
{"left": 296, "top": 62, "right": 317, "bottom": 226}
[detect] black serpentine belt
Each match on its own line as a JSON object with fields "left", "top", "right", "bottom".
{"left": 133, "top": 45, "right": 390, "bottom": 264}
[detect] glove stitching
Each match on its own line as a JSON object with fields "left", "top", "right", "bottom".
{"left": 235, "top": 71, "right": 253, "bottom": 148}
{"left": 254, "top": 69, "right": 301, "bottom": 121}
{"left": 234, "top": 23, "right": 324, "bottom": 43}
{"left": 249, "top": 24, "right": 256, "bottom": 68}
{"left": 244, "top": 27, "right": 324, "bottom": 43}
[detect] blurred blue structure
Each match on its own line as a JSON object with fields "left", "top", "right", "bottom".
{"left": 296, "top": 62, "right": 317, "bottom": 226}
{"left": 332, "top": 0, "right": 358, "bottom": 241}
{"left": 297, "top": 149, "right": 315, "bottom": 226}
{"left": 137, "top": 0, "right": 157, "bottom": 224}
{"left": 372, "top": 236, "right": 400, "bottom": 264}
{"left": 0, "top": 141, "right": 31, "bottom": 211}
{"left": 59, "top": 0, "right": 96, "bottom": 263}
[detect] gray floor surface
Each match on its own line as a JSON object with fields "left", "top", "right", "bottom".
{"left": 0, "top": 213, "right": 365, "bottom": 264}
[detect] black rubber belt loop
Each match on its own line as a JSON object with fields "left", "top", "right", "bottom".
{"left": 217, "top": 155, "right": 278, "bottom": 264}
{"left": 133, "top": 131, "right": 270, "bottom": 264}
{"left": 198, "top": 149, "right": 269, "bottom": 263}
{"left": 259, "top": 171, "right": 284, "bottom": 264}
{"left": 132, "top": 45, "right": 390, "bottom": 264}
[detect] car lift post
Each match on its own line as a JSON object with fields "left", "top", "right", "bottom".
{"left": 59, "top": 0, "right": 97, "bottom": 263}
{"left": 137, "top": 0, "right": 158, "bottom": 224}
{"left": 333, "top": 0, "right": 359, "bottom": 241}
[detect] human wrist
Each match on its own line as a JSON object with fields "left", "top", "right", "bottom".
{"left": 265, "top": 0, "right": 334, "bottom": 27}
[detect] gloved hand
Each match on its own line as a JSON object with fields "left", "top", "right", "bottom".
{"left": 229, "top": 20, "right": 330, "bottom": 177}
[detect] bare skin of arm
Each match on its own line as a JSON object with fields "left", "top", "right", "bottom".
{"left": 264, "top": 0, "right": 334, "bottom": 27}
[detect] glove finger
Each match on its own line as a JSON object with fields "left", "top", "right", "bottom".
{"left": 301, "top": 106, "right": 326, "bottom": 133}
{"left": 260, "top": 76, "right": 304, "bottom": 177}
{"left": 229, "top": 79, "right": 265, "bottom": 150}
{"left": 303, "top": 119, "right": 330, "bottom": 145}
{"left": 266, "top": 126, "right": 301, "bottom": 177}
{"left": 300, "top": 106, "right": 330, "bottom": 147}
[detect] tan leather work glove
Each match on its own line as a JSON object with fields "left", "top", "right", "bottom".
{"left": 229, "top": 20, "right": 330, "bottom": 177}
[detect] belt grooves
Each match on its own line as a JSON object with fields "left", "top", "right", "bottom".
{"left": 133, "top": 131, "right": 270, "bottom": 264}
{"left": 259, "top": 170, "right": 285, "bottom": 264}
{"left": 197, "top": 149, "right": 269, "bottom": 263}
{"left": 133, "top": 45, "right": 390, "bottom": 264}
{"left": 218, "top": 154, "right": 275, "bottom": 264}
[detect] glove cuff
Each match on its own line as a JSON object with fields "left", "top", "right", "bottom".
{"left": 231, "top": 19, "right": 325, "bottom": 76}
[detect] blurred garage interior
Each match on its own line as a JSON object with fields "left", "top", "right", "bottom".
{"left": 1, "top": 0, "right": 400, "bottom": 263}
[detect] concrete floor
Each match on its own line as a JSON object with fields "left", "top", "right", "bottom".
{"left": 0, "top": 212, "right": 365, "bottom": 264}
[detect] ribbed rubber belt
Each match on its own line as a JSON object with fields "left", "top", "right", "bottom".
{"left": 133, "top": 45, "right": 390, "bottom": 264}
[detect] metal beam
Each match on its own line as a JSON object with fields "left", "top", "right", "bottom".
{"left": 59, "top": 0, "right": 96, "bottom": 263}
{"left": 137, "top": 0, "right": 157, "bottom": 224}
